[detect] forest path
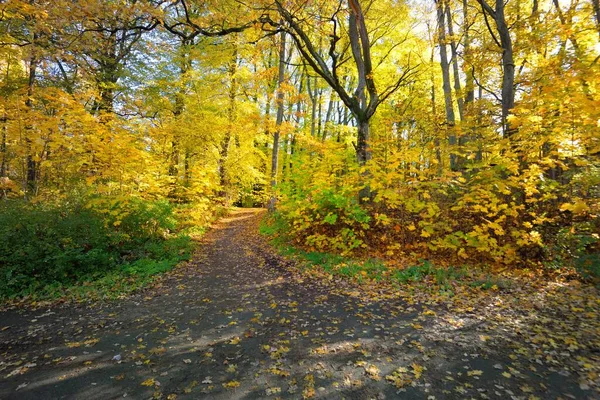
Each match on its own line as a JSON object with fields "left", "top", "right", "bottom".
{"left": 0, "top": 209, "right": 594, "bottom": 399}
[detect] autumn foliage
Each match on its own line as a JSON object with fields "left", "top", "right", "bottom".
{"left": 0, "top": 0, "right": 599, "bottom": 299}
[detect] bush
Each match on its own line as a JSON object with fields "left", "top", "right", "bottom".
{"left": 0, "top": 196, "right": 193, "bottom": 299}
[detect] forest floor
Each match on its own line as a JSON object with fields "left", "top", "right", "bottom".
{"left": 0, "top": 208, "right": 598, "bottom": 400}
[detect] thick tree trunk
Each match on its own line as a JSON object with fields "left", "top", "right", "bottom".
{"left": 184, "top": 150, "right": 191, "bottom": 183}
{"left": 356, "top": 118, "right": 372, "bottom": 201}
{"left": 356, "top": 119, "right": 371, "bottom": 165}
{"left": 169, "top": 141, "right": 179, "bottom": 177}
{"left": 97, "top": 38, "right": 118, "bottom": 115}
{"left": 268, "top": 31, "right": 286, "bottom": 212}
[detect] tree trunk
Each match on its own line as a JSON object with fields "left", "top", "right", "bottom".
{"left": 169, "top": 141, "right": 179, "bottom": 177}
{"left": 445, "top": 5, "right": 464, "bottom": 120}
{"left": 496, "top": 0, "right": 515, "bottom": 138}
{"left": 316, "top": 89, "right": 323, "bottom": 138}
{"left": 463, "top": 0, "right": 475, "bottom": 105}
{"left": 171, "top": 39, "right": 191, "bottom": 186}
{"left": 436, "top": 0, "right": 457, "bottom": 170}
{"left": 268, "top": 31, "right": 286, "bottom": 212}
{"left": 356, "top": 118, "right": 372, "bottom": 201}
{"left": 306, "top": 73, "right": 318, "bottom": 137}
{"left": 479, "top": 0, "right": 516, "bottom": 138}
{"left": 1, "top": 58, "right": 8, "bottom": 179}
{"left": 219, "top": 45, "right": 238, "bottom": 204}
{"left": 25, "top": 54, "right": 39, "bottom": 197}
{"left": 184, "top": 150, "right": 191, "bottom": 184}
{"left": 323, "top": 93, "right": 334, "bottom": 141}
{"left": 430, "top": 43, "right": 443, "bottom": 175}
{"left": 593, "top": 0, "right": 600, "bottom": 39}
{"left": 1, "top": 121, "right": 7, "bottom": 178}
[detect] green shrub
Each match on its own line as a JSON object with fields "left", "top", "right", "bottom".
{"left": 0, "top": 196, "right": 193, "bottom": 299}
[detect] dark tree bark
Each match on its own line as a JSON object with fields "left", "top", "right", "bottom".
{"left": 593, "top": 0, "right": 600, "bottom": 39}
{"left": 25, "top": 51, "right": 39, "bottom": 197}
{"left": 477, "top": 0, "right": 515, "bottom": 138}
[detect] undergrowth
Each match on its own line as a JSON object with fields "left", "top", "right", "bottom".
{"left": 260, "top": 215, "right": 511, "bottom": 294}
{"left": 0, "top": 196, "right": 224, "bottom": 301}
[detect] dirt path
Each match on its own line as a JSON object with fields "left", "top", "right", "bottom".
{"left": 0, "top": 209, "right": 596, "bottom": 399}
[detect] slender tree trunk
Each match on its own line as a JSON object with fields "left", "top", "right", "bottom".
{"left": 436, "top": 0, "right": 457, "bottom": 170}
{"left": 497, "top": 6, "right": 515, "bottom": 138}
{"left": 1, "top": 121, "right": 7, "bottom": 178}
{"left": 25, "top": 54, "right": 39, "bottom": 197}
{"left": 169, "top": 93, "right": 183, "bottom": 179}
{"left": 463, "top": 0, "right": 475, "bottom": 105}
{"left": 170, "top": 39, "right": 191, "bottom": 185}
{"left": 288, "top": 71, "right": 304, "bottom": 177}
{"left": 306, "top": 73, "right": 318, "bottom": 137}
{"left": 316, "top": 89, "right": 323, "bottom": 138}
{"left": 219, "top": 45, "right": 238, "bottom": 204}
{"left": 429, "top": 41, "right": 443, "bottom": 175}
{"left": 593, "top": 0, "right": 600, "bottom": 39}
{"left": 264, "top": 48, "right": 274, "bottom": 142}
{"left": 323, "top": 93, "right": 334, "bottom": 141}
{"left": 310, "top": 98, "right": 317, "bottom": 137}
{"left": 268, "top": 31, "right": 286, "bottom": 212}
{"left": 445, "top": 5, "right": 464, "bottom": 120}
{"left": 1, "top": 59, "right": 8, "bottom": 179}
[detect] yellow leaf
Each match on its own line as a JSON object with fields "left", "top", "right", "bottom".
{"left": 223, "top": 380, "right": 240, "bottom": 389}
{"left": 141, "top": 378, "right": 155, "bottom": 386}
{"left": 412, "top": 363, "right": 424, "bottom": 379}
